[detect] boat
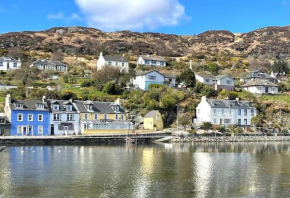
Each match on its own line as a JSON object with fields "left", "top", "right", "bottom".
{"left": 125, "top": 137, "right": 137, "bottom": 144}
{"left": 0, "top": 146, "right": 6, "bottom": 152}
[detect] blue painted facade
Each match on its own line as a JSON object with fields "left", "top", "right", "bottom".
{"left": 10, "top": 110, "right": 50, "bottom": 136}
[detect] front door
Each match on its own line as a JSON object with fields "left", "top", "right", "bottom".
{"left": 220, "top": 119, "right": 223, "bottom": 125}
{"left": 265, "top": 87, "right": 268, "bottom": 93}
{"left": 64, "top": 126, "right": 68, "bottom": 136}
{"left": 22, "top": 126, "right": 27, "bottom": 136}
{"left": 51, "top": 125, "right": 54, "bottom": 135}
{"left": 7, "top": 63, "right": 9, "bottom": 69}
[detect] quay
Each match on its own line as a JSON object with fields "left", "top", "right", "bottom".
{"left": 0, "top": 132, "right": 172, "bottom": 145}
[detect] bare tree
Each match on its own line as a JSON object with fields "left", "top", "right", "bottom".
{"left": 92, "top": 65, "right": 120, "bottom": 82}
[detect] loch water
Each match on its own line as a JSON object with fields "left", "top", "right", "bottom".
{"left": 1, "top": 142, "right": 290, "bottom": 198}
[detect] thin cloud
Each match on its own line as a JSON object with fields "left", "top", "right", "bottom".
{"left": 47, "top": 12, "right": 64, "bottom": 20}
{"left": 74, "top": 0, "right": 190, "bottom": 31}
{"left": 47, "top": 12, "right": 83, "bottom": 21}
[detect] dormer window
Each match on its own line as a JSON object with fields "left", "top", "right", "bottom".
{"left": 111, "top": 105, "right": 120, "bottom": 112}
{"left": 53, "top": 104, "right": 59, "bottom": 111}
{"left": 85, "top": 104, "right": 93, "bottom": 111}
{"left": 37, "top": 103, "right": 44, "bottom": 109}
{"left": 66, "top": 105, "right": 72, "bottom": 111}
{"left": 15, "top": 103, "right": 23, "bottom": 109}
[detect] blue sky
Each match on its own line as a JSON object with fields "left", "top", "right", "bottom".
{"left": 0, "top": 0, "right": 290, "bottom": 35}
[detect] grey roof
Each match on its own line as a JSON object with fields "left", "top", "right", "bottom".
{"left": 206, "top": 99, "right": 255, "bottom": 109}
{"left": 163, "top": 73, "right": 177, "bottom": 78}
{"left": 196, "top": 74, "right": 233, "bottom": 81}
{"left": 0, "top": 57, "right": 20, "bottom": 63}
{"left": 31, "top": 59, "right": 67, "bottom": 66}
{"left": 104, "top": 55, "right": 128, "bottom": 62}
{"left": 74, "top": 100, "right": 125, "bottom": 114}
{"left": 10, "top": 100, "right": 49, "bottom": 111}
{"left": 135, "top": 70, "right": 164, "bottom": 77}
{"left": 47, "top": 100, "right": 78, "bottom": 112}
{"left": 140, "top": 55, "right": 166, "bottom": 62}
{"left": 245, "top": 70, "right": 274, "bottom": 79}
{"left": 144, "top": 110, "right": 160, "bottom": 118}
{"left": 241, "top": 79, "right": 279, "bottom": 87}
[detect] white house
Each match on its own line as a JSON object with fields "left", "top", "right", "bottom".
{"left": 97, "top": 52, "right": 129, "bottom": 73}
{"left": 47, "top": 99, "right": 80, "bottom": 135}
{"left": 137, "top": 55, "right": 166, "bottom": 67}
{"left": 195, "top": 74, "right": 235, "bottom": 91}
{"left": 194, "top": 96, "right": 257, "bottom": 126}
{"left": 242, "top": 79, "right": 279, "bottom": 94}
{"left": 30, "top": 59, "right": 67, "bottom": 72}
{"left": 132, "top": 70, "right": 176, "bottom": 91}
{"left": 0, "top": 57, "right": 21, "bottom": 71}
{"left": 242, "top": 70, "right": 278, "bottom": 84}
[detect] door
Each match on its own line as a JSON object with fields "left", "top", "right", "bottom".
{"left": 64, "top": 126, "right": 68, "bottom": 136}
{"left": 7, "top": 63, "right": 9, "bottom": 69}
{"left": 265, "top": 87, "right": 268, "bottom": 93}
{"left": 22, "top": 126, "right": 27, "bottom": 136}
{"left": 51, "top": 125, "right": 54, "bottom": 135}
{"left": 220, "top": 119, "right": 223, "bottom": 125}
{"left": 244, "top": 119, "right": 247, "bottom": 126}
{"left": 147, "top": 122, "right": 151, "bottom": 129}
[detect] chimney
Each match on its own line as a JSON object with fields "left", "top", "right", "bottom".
{"left": 69, "top": 99, "right": 73, "bottom": 103}
{"left": 189, "top": 60, "right": 192, "bottom": 70}
{"left": 115, "top": 98, "right": 121, "bottom": 106}
{"left": 236, "top": 97, "right": 240, "bottom": 102}
{"left": 18, "top": 58, "right": 21, "bottom": 62}
{"left": 122, "top": 54, "right": 125, "bottom": 57}
{"left": 5, "top": 94, "right": 11, "bottom": 107}
{"left": 100, "top": 52, "right": 103, "bottom": 57}
{"left": 42, "top": 96, "right": 46, "bottom": 104}
{"left": 147, "top": 54, "right": 150, "bottom": 57}
{"left": 201, "top": 96, "right": 207, "bottom": 102}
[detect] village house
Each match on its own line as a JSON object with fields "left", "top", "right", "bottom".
{"left": 195, "top": 74, "right": 235, "bottom": 91}
{"left": 0, "top": 57, "right": 21, "bottom": 71}
{"left": 30, "top": 59, "right": 67, "bottom": 72}
{"left": 74, "top": 99, "right": 133, "bottom": 135}
{"left": 137, "top": 55, "right": 166, "bottom": 67}
{"left": 0, "top": 113, "right": 10, "bottom": 136}
{"left": 97, "top": 52, "right": 129, "bottom": 73}
{"left": 242, "top": 78, "right": 279, "bottom": 94}
{"left": 242, "top": 70, "right": 278, "bottom": 84}
{"left": 4, "top": 95, "right": 50, "bottom": 136}
{"left": 143, "top": 110, "right": 163, "bottom": 131}
{"left": 47, "top": 99, "right": 80, "bottom": 136}
{"left": 194, "top": 96, "right": 257, "bottom": 126}
{"left": 270, "top": 71, "right": 289, "bottom": 82}
{"left": 132, "top": 70, "right": 176, "bottom": 91}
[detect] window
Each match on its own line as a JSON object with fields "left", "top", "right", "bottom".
{"left": 15, "top": 104, "right": 23, "bottom": 109}
{"left": 84, "top": 124, "right": 89, "bottom": 129}
{"left": 272, "top": 87, "right": 276, "bottom": 92}
{"left": 226, "top": 80, "right": 231, "bottom": 85}
{"left": 244, "top": 119, "right": 248, "bottom": 126}
{"left": 0, "top": 62, "right": 3, "bottom": 66}
{"left": 67, "top": 114, "right": 74, "bottom": 121}
{"left": 258, "top": 86, "right": 262, "bottom": 91}
{"left": 53, "top": 104, "right": 59, "bottom": 110}
{"left": 122, "top": 63, "right": 124, "bottom": 66}
{"left": 115, "top": 62, "right": 118, "bottom": 66}
{"left": 17, "top": 126, "right": 22, "bottom": 134}
{"left": 66, "top": 105, "right": 72, "bottom": 111}
{"left": 38, "top": 114, "right": 43, "bottom": 121}
{"left": 94, "top": 114, "right": 98, "bottom": 120}
{"left": 145, "top": 60, "right": 150, "bottom": 64}
{"left": 53, "top": 114, "right": 60, "bottom": 120}
{"left": 251, "top": 109, "right": 254, "bottom": 116}
{"left": 198, "top": 109, "right": 200, "bottom": 114}
{"left": 17, "top": 113, "right": 23, "bottom": 121}
{"left": 116, "top": 114, "right": 118, "bottom": 120}
{"left": 156, "top": 114, "right": 160, "bottom": 121}
{"left": 28, "top": 114, "right": 33, "bottom": 121}
{"left": 229, "top": 109, "right": 232, "bottom": 115}
{"left": 151, "top": 60, "right": 156, "bottom": 64}
{"left": 214, "top": 118, "right": 216, "bottom": 124}
{"left": 222, "top": 109, "right": 224, "bottom": 114}
{"left": 238, "top": 119, "right": 241, "bottom": 125}
{"left": 84, "top": 113, "right": 88, "bottom": 120}
{"left": 108, "top": 61, "right": 112, "bottom": 65}
{"left": 104, "top": 114, "right": 108, "bottom": 120}
{"left": 238, "top": 109, "right": 241, "bottom": 115}
{"left": 28, "top": 126, "right": 33, "bottom": 133}
{"left": 224, "top": 119, "right": 231, "bottom": 124}
{"left": 148, "top": 75, "right": 156, "bottom": 80}
{"left": 121, "top": 114, "right": 124, "bottom": 120}
{"left": 37, "top": 104, "right": 44, "bottom": 109}
{"left": 13, "top": 63, "right": 17, "bottom": 67}
{"left": 160, "top": 61, "right": 164, "bottom": 66}
{"left": 38, "top": 126, "right": 43, "bottom": 134}
{"left": 213, "top": 109, "right": 216, "bottom": 114}
{"left": 0, "top": 129, "right": 4, "bottom": 135}
{"left": 205, "top": 79, "right": 209, "bottom": 83}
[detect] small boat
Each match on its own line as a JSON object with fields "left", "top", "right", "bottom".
{"left": 125, "top": 137, "right": 137, "bottom": 144}
{"left": 0, "top": 146, "right": 6, "bottom": 152}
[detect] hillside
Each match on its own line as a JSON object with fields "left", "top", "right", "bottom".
{"left": 1, "top": 26, "right": 290, "bottom": 59}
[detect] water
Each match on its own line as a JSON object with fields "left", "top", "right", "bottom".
{"left": 1, "top": 143, "right": 290, "bottom": 198}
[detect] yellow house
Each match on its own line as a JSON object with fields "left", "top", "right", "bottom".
{"left": 74, "top": 100, "right": 134, "bottom": 135}
{"left": 144, "top": 110, "right": 163, "bottom": 131}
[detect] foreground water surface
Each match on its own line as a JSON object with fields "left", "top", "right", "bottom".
{"left": 1, "top": 142, "right": 290, "bottom": 198}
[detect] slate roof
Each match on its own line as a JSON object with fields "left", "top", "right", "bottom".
{"left": 74, "top": 100, "right": 126, "bottom": 114}
{"left": 163, "top": 73, "right": 177, "bottom": 78}
{"left": 0, "top": 57, "right": 20, "bottom": 63}
{"left": 31, "top": 59, "right": 67, "bottom": 66}
{"left": 206, "top": 99, "right": 255, "bottom": 109}
{"left": 144, "top": 110, "right": 160, "bottom": 118}
{"left": 245, "top": 70, "right": 274, "bottom": 79}
{"left": 241, "top": 79, "right": 279, "bottom": 87}
{"left": 140, "top": 55, "right": 166, "bottom": 62}
{"left": 135, "top": 70, "right": 164, "bottom": 77}
{"left": 196, "top": 74, "right": 233, "bottom": 81}
{"left": 104, "top": 55, "right": 128, "bottom": 62}
{"left": 47, "top": 100, "right": 78, "bottom": 112}
{"left": 10, "top": 100, "right": 49, "bottom": 111}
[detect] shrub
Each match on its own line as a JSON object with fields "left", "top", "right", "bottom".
{"left": 102, "top": 82, "right": 122, "bottom": 95}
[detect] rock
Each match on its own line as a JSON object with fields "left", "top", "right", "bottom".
{"left": 56, "top": 29, "right": 66, "bottom": 34}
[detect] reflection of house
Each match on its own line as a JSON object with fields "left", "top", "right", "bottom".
{"left": 194, "top": 96, "right": 257, "bottom": 126}
{"left": 30, "top": 59, "right": 67, "bottom": 72}
{"left": 5, "top": 95, "right": 50, "bottom": 136}
{"left": 195, "top": 74, "right": 235, "bottom": 91}
{"left": 0, "top": 113, "right": 10, "bottom": 136}
{"left": 74, "top": 99, "right": 133, "bottom": 135}
{"left": 97, "top": 52, "right": 129, "bottom": 73}
{"left": 144, "top": 110, "right": 163, "bottom": 131}
{"left": 270, "top": 71, "right": 289, "bottom": 82}
{"left": 242, "top": 79, "right": 278, "bottom": 94}
{"left": 137, "top": 55, "right": 166, "bottom": 67}
{"left": 132, "top": 70, "right": 176, "bottom": 91}
{"left": 242, "top": 70, "right": 278, "bottom": 83}
{"left": 0, "top": 57, "right": 21, "bottom": 71}
{"left": 47, "top": 99, "right": 80, "bottom": 135}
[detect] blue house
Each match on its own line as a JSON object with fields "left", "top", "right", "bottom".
{"left": 4, "top": 95, "right": 50, "bottom": 136}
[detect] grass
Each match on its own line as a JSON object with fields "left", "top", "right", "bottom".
{"left": 63, "top": 87, "right": 122, "bottom": 100}
{"left": 259, "top": 94, "right": 290, "bottom": 104}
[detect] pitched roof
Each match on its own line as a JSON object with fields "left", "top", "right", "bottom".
{"left": 47, "top": 100, "right": 78, "bottom": 112}
{"left": 206, "top": 99, "right": 255, "bottom": 109}
{"left": 10, "top": 100, "right": 49, "bottom": 111}
{"left": 144, "top": 110, "right": 160, "bottom": 118}
{"left": 245, "top": 70, "right": 274, "bottom": 79}
{"left": 135, "top": 70, "right": 165, "bottom": 77}
{"left": 0, "top": 57, "right": 20, "bottom": 63}
{"left": 140, "top": 55, "right": 166, "bottom": 62}
{"left": 196, "top": 74, "right": 233, "bottom": 81}
{"left": 162, "top": 73, "right": 177, "bottom": 78}
{"left": 31, "top": 59, "right": 67, "bottom": 66}
{"left": 241, "top": 79, "right": 279, "bottom": 87}
{"left": 74, "top": 100, "right": 125, "bottom": 114}
{"left": 103, "top": 55, "right": 128, "bottom": 62}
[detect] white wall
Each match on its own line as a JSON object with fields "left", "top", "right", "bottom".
{"left": 218, "top": 76, "right": 234, "bottom": 86}
{"left": 244, "top": 86, "right": 278, "bottom": 94}
{"left": 195, "top": 96, "right": 212, "bottom": 123}
{"left": 132, "top": 71, "right": 165, "bottom": 90}
{"left": 0, "top": 61, "right": 21, "bottom": 71}
{"left": 132, "top": 76, "right": 146, "bottom": 90}
{"left": 97, "top": 56, "right": 106, "bottom": 70}
{"left": 50, "top": 113, "right": 80, "bottom": 135}
{"left": 195, "top": 75, "right": 215, "bottom": 85}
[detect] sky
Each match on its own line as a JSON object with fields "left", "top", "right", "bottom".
{"left": 1, "top": 0, "right": 290, "bottom": 35}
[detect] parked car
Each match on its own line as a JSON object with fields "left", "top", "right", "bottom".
{"left": 48, "top": 76, "right": 58, "bottom": 80}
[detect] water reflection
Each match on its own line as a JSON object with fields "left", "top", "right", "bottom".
{"left": 1, "top": 143, "right": 290, "bottom": 197}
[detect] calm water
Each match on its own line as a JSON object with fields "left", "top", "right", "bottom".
{"left": 1, "top": 143, "right": 290, "bottom": 198}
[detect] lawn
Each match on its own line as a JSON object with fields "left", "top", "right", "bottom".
{"left": 259, "top": 94, "right": 290, "bottom": 104}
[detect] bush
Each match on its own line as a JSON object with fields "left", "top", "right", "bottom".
{"left": 148, "top": 84, "right": 164, "bottom": 89}
{"left": 102, "top": 82, "right": 122, "bottom": 95}
{"left": 201, "top": 86, "right": 218, "bottom": 97}
{"left": 202, "top": 122, "right": 212, "bottom": 130}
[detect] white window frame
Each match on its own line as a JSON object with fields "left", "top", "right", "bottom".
{"left": 17, "top": 113, "right": 23, "bottom": 121}
{"left": 28, "top": 114, "right": 33, "bottom": 121}
{"left": 148, "top": 75, "right": 156, "bottom": 80}
{"left": 54, "top": 114, "right": 60, "bottom": 120}
{"left": 66, "top": 105, "right": 72, "bottom": 111}
{"left": 38, "top": 114, "right": 43, "bottom": 121}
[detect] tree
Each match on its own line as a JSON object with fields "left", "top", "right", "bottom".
{"left": 272, "top": 60, "right": 289, "bottom": 74}
{"left": 218, "top": 90, "right": 238, "bottom": 100}
{"left": 207, "top": 62, "right": 220, "bottom": 75}
{"left": 202, "top": 122, "right": 212, "bottom": 131}
{"left": 178, "top": 114, "right": 192, "bottom": 130}
{"left": 102, "top": 82, "right": 122, "bottom": 95}
{"left": 179, "top": 68, "right": 196, "bottom": 88}
{"left": 92, "top": 66, "right": 120, "bottom": 83}
{"left": 201, "top": 86, "right": 218, "bottom": 97}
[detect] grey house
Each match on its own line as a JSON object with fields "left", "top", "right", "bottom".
{"left": 0, "top": 114, "right": 10, "bottom": 136}
{"left": 30, "top": 59, "right": 67, "bottom": 72}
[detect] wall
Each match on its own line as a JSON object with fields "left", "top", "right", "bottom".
{"left": 97, "top": 56, "right": 106, "bottom": 70}
{"left": 0, "top": 61, "right": 21, "bottom": 71}
{"left": 218, "top": 76, "right": 234, "bottom": 86}
{"left": 195, "top": 97, "right": 211, "bottom": 124}
{"left": 83, "top": 129, "right": 134, "bottom": 135}
{"left": 50, "top": 113, "right": 80, "bottom": 136}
